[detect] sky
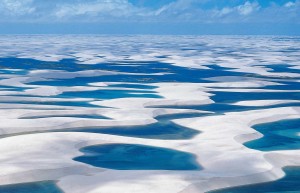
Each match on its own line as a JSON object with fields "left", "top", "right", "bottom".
{"left": 0, "top": 0, "right": 299, "bottom": 35}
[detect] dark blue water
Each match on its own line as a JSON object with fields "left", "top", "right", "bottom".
{"left": 7, "top": 57, "right": 298, "bottom": 103}
{"left": 211, "top": 91, "right": 300, "bottom": 103}
{"left": 0, "top": 181, "right": 62, "bottom": 193}
{"left": 261, "top": 64, "right": 300, "bottom": 74}
{"left": 0, "top": 58, "right": 96, "bottom": 72}
{"left": 74, "top": 143, "right": 201, "bottom": 170}
{"left": 244, "top": 119, "right": 300, "bottom": 151}
{"left": 71, "top": 121, "right": 199, "bottom": 140}
{"left": 0, "top": 69, "right": 27, "bottom": 75}
{"left": 67, "top": 112, "right": 203, "bottom": 140}
{"left": 9, "top": 58, "right": 246, "bottom": 86}
{"left": 147, "top": 102, "right": 300, "bottom": 116}
{"left": 1, "top": 58, "right": 299, "bottom": 88}
{"left": 108, "top": 83, "right": 158, "bottom": 89}
{"left": 0, "top": 100, "right": 100, "bottom": 108}
{"left": 208, "top": 167, "right": 300, "bottom": 193}
{"left": 264, "top": 80, "right": 300, "bottom": 91}
{"left": 58, "top": 89, "right": 161, "bottom": 99}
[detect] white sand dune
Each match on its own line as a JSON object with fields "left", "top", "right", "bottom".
{"left": 0, "top": 35, "right": 299, "bottom": 193}
{"left": 0, "top": 107, "right": 299, "bottom": 193}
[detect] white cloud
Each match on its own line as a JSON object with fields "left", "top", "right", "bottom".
{"left": 237, "top": 1, "right": 260, "bottom": 16}
{"left": 0, "top": 0, "right": 35, "bottom": 15}
{"left": 219, "top": 7, "right": 233, "bottom": 16}
{"left": 55, "top": 0, "right": 137, "bottom": 18}
{"left": 284, "top": 1, "right": 296, "bottom": 7}
{"left": 0, "top": 0, "right": 298, "bottom": 24}
{"left": 215, "top": 1, "right": 260, "bottom": 18}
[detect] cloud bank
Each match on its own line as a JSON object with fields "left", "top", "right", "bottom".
{"left": 0, "top": 0, "right": 299, "bottom": 23}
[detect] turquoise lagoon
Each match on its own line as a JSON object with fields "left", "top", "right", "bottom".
{"left": 245, "top": 119, "right": 300, "bottom": 151}
{"left": 74, "top": 143, "right": 201, "bottom": 170}
{"left": 209, "top": 167, "right": 300, "bottom": 193}
{"left": 0, "top": 181, "right": 62, "bottom": 193}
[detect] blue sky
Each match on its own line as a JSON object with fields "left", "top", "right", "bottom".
{"left": 0, "top": 0, "right": 299, "bottom": 34}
